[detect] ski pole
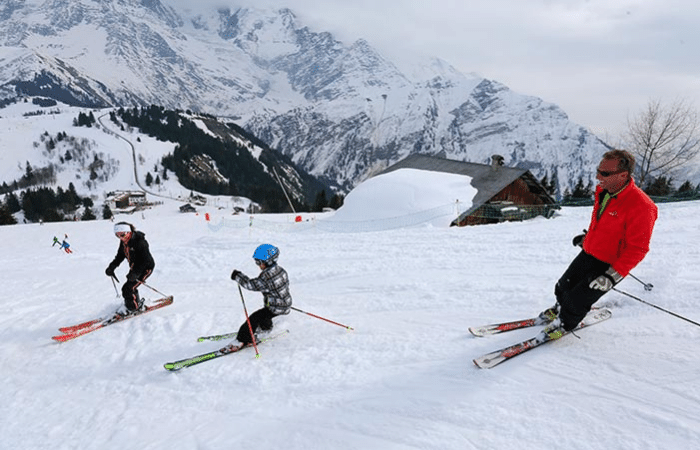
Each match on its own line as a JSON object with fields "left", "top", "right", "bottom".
{"left": 627, "top": 273, "right": 653, "bottom": 291}
{"left": 139, "top": 281, "right": 171, "bottom": 299}
{"left": 612, "top": 287, "right": 700, "bottom": 328}
{"left": 291, "top": 306, "right": 354, "bottom": 330}
{"left": 238, "top": 284, "right": 260, "bottom": 358}
{"left": 110, "top": 275, "right": 120, "bottom": 297}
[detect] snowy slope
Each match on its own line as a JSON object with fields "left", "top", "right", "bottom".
{"left": 1, "top": 178, "right": 699, "bottom": 449}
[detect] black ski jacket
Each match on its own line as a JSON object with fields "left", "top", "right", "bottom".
{"left": 107, "top": 231, "right": 155, "bottom": 278}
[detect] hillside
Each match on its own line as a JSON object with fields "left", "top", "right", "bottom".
{"left": 0, "top": 100, "right": 329, "bottom": 220}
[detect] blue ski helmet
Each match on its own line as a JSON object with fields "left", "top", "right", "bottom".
{"left": 253, "top": 244, "right": 279, "bottom": 266}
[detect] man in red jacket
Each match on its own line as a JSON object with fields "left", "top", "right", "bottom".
{"left": 543, "top": 149, "right": 658, "bottom": 338}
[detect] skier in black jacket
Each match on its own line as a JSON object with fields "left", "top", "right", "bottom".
{"left": 105, "top": 222, "right": 155, "bottom": 316}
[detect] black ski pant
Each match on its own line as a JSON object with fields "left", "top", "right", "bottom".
{"left": 555, "top": 251, "right": 610, "bottom": 331}
{"left": 237, "top": 307, "right": 276, "bottom": 344}
{"left": 121, "top": 269, "right": 152, "bottom": 311}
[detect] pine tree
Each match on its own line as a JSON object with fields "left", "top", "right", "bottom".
{"left": 0, "top": 203, "right": 16, "bottom": 225}
{"left": 675, "top": 180, "right": 697, "bottom": 198}
{"left": 67, "top": 183, "right": 81, "bottom": 210}
{"left": 329, "top": 193, "right": 345, "bottom": 210}
{"left": 644, "top": 176, "right": 674, "bottom": 196}
{"left": 5, "top": 192, "right": 21, "bottom": 213}
{"left": 313, "top": 190, "right": 328, "bottom": 212}
{"left": 102, "top": 203, "right": 113, "bottom": 219}
{"left": 81, "top": 207, "right": 96, "bottom": 221}
{"left": 24, "top": 162, "right": 34, "bottom": 184}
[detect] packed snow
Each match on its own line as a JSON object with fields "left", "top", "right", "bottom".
{"left": 2, "top": 101, "right": 699, "bottom": 450}
{"left": 329, "top": 168, "right": 475, "bottom": 226}
{"left": 2, "top": 189, "right": 700, "bottom": 449}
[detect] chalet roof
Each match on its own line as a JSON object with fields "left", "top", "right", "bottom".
{"left": 378, "top": 154, "right": 555, "bottom": 219}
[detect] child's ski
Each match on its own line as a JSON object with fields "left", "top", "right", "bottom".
{"left": 164, "top": 330, "right": 289, "bottom": 371}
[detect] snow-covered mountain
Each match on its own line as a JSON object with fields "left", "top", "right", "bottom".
{"left": 0, "top": 0, "right": 610, "bottom": 194}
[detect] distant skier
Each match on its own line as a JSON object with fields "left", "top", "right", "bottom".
{"left": 105, "top": 222, "right": 155, "bottom": 317}
{"left": 227, "top": 244, "right": 292, "bottom": 351}
{"left": 540, "top": 149, "right": 658, "bottom": 339}
{"left": 52, "top": 235, "right": 73, "bottom": 253}
{"left": 61, "top": 234, "right": 73, "bottom": 254}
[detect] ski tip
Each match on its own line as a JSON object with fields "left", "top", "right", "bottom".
{"left": 164, "top": 362, "right": 185, "bottom": 371}
{"left": 473, "top": 358, "right": 497, "bottom": 370}
{"left": 473, "top": 358, "right": 492, "bottom": 369}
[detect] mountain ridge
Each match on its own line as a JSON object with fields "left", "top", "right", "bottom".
{"left": 0, "top": 0, "right": 611, "bottom": 194}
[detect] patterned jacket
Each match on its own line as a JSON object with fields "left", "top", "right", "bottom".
{"left": 234, "top": 264, "right": 292, "bottom": 315}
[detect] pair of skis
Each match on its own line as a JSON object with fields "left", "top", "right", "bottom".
{"left": 52, "top": 296, "right": 174, "bottom": 342}
{"left": 163, "top": 329, "right": 290, "bottom": 371}
{"left": 52, "top": 296, "right": 288, "bottom": 371}
{"left": 470, "top": 308, "right": 612, "bottom": 369}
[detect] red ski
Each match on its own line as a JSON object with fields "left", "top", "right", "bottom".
{"left": 469, "top": 317, "right": 545, "bottom": 337}
{"left": 59, "top": 319, "right": 103, "bottom": 334}
{"left": 53, "top": 296, "right": 174, "bottom": 342}
{"left": 473, "top": 308, "right": 612, "bottom": 369}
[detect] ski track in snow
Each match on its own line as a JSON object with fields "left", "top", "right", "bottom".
{"left": 1, "top": 201, "right": 700, "bottom": 449}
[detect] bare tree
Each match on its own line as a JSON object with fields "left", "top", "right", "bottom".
{"left": 626, "top": 99, "right": 700, "bottom": 187}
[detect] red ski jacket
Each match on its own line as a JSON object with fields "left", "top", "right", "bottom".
{"left": 582, "top": 179, "right": 658, "bottom": 277}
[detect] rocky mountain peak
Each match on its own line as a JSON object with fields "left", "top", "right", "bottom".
{"left": 0, "top": 1, "right": 610, "bottom": 195}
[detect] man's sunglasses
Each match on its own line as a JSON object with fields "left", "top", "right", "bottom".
{"left": 597, "top": 169, "right": 626, "bottom": 177}
{"left": 116, "top": 232, "right": 130, "bottom": 238}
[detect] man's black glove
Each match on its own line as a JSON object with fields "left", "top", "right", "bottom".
{"left": 231, "top": 270, "right": 241, "bottom": 280}
{"left": 589, "top": 267, "right": 623, "bottom": 292}
{"left": 126, "top": 272, "right": 138, "bottom": 282}
{"left": 105, "top": 266, "right": 115, "bottom": 277}
{"left": 572, "top": 229, "right": 587, "bottom": 248}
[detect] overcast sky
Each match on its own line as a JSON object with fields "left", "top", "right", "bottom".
{"left": 169, "top": 0, "right": 700, "bottom": 141}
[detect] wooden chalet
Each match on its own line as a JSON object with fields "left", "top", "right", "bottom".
{"left": 379, "top": 154, "right": 558, "bottom": 226}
